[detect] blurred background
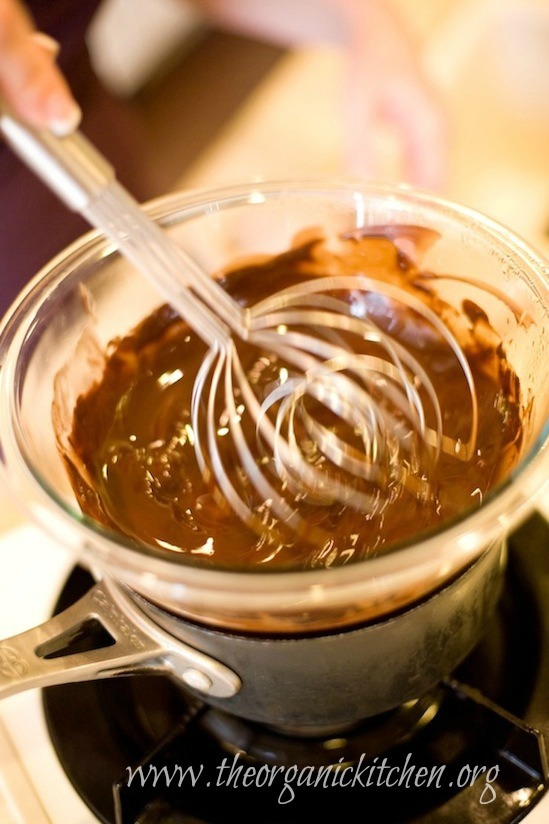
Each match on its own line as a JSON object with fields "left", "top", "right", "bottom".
{"left": 84, "top": 0, "right": 548, "bottom": 252}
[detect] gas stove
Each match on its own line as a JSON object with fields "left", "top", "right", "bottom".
{"left": 0, "top": 514, "right": 548, "bottom": 823}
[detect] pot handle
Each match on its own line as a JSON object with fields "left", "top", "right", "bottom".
{"left": 0, "top": 578, "right": 241, "bottom": 700}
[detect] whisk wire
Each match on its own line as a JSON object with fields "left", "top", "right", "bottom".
{"left": 0, "top": 113, "right": 481, "bottom": 539}
{"left": 86, "top": 189, "right": 480, "bottom": 527}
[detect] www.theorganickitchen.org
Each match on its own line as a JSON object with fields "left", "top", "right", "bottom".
{"left": 125, "top": 752, "right": 499, "bottom": 805}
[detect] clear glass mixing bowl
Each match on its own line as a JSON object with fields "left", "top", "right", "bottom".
{"left": 0, "top": 181, "right": 547, "bottom": 633}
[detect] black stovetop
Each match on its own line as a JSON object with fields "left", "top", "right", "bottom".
{"left": 42, "top": 514, "right": 549, "bottom": 824}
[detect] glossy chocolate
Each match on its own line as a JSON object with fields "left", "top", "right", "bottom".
{"left": 60, "top": 229, "right": 523, "bottom": 571}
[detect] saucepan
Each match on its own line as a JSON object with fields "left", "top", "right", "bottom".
{"left": 0, "top": 181, "right": 547, "bottom": 729}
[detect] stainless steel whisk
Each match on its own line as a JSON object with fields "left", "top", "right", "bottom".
{"left": 0, "top": 112, "right": 478, "bottom": 535}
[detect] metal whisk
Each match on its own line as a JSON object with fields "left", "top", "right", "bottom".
{"left": 0, "top": 113, "right": 478, "bottom": 535}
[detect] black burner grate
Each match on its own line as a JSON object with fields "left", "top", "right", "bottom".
{"left": 43, "top": 514, "right": 549, "bottom": 824}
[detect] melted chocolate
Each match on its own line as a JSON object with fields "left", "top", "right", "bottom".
{"left": 59, "top": 229, "right": 523, "bottom": 572}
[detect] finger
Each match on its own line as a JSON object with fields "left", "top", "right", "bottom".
{"left": 0, "top": 0, "right": 81, "bottom": 134}
{"left": 340, "top": 58, "right": 386, "bottom": 180}
{"left": 385, "top": 80, "right": 450, "bottom": 192}
{"left": 343, "top": 101, "right": 385, "bottom": 181}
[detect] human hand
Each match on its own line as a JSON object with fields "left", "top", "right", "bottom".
{"left": 0, "top": 0, "right": 81, "bottom": 134}
{"left": 341, "top": 0, "right": 448, "bottom": 191}
{"left": 192, "top": 0, "right": 448, "bottom": 190}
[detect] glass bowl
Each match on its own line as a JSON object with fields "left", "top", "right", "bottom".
{"left": 0, "top": 180, "right": 547, "bottom": 633}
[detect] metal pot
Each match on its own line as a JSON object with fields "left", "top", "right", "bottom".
{"left": 0, "top": 540, "right": 504, "bottom": 730}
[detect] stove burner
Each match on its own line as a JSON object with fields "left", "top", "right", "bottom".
{"left": 43, "top": 515, "right": 549, "bottom": 823}
{"left": 201, "top": 688, "right": 444, "bottom": 764}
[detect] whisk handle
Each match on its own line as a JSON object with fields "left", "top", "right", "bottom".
{"left": 0, "top": 109, "right": 114, "bottom": 212}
